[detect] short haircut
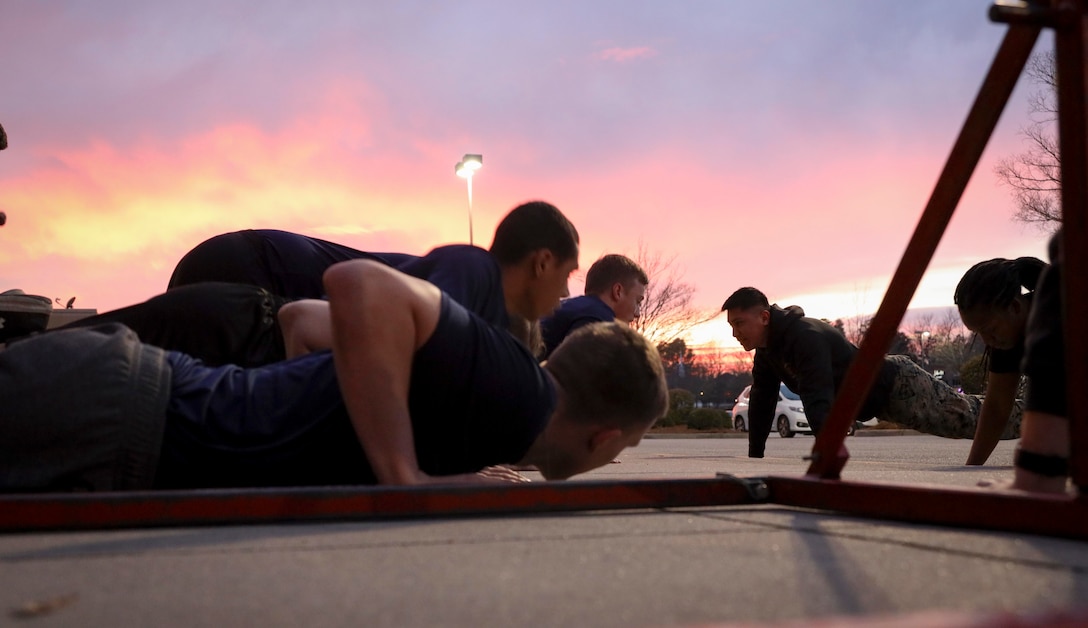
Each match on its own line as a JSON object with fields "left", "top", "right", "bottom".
{"left": 489, "top": 201, "right": 580, "bottom": 266}
{"left": 544, "top": 322, "right": 667, "bottom": 431}
{"left": 584, "top": 254, "right": 648, "bottom": 296}
{"left": 721, "top": 287, "right": 769, "bottom": 311}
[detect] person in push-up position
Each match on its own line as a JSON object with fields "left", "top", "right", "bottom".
{"left": 721, "top": 286, "right": 1020, "bottom": 459}
{"left": 0, "top": 260, "right": 667, "bottom": 491}
{"left": 1009, "top": 231, "right": 1073, "bottom": 494}
{"left": 42, "top": 201, "right": 580, "bottom": 366}
{"left": 953, "top": 256, "right": 1045, "bottom": 465}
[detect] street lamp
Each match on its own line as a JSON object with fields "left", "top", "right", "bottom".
{"left": 915, "top": 330, "right": 931, "bottom": 370}
{"left": 1, "top": 122, "right": 7, "bottom": 227}
{"left": 454, "top": 153, "right": 482, "bottom": 245}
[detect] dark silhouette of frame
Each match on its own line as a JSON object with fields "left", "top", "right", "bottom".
{"left": 2, "top": 0, "right": 1086, "bottom": 540}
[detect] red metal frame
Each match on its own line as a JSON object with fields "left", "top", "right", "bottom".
{"left": 0, "top": 478, "right": 760, "bottom": 533}
{"left": 1, "top": 1, "right": 1086, "bottom": 538}
{"left": 2, "top": 474, "right": 1087, "bottom": 541}
{"left": 1052, "top": 0, "right": 1088, "bottom": 491}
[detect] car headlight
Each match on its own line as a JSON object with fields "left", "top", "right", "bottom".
{"left": 788, "top": 406, "right": 804, "bottom": 413}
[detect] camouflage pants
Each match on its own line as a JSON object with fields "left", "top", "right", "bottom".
{"left": 878, "top": 355, "right": 1022, "bottom": 440}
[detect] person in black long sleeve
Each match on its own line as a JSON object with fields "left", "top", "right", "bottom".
{"left": 721, "top": 287, "right": 1016, "bottom": 458}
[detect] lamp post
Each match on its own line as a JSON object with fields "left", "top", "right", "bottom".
{"left": 915, "top": 330, "right": 931, "bottom": 370}
{"left": 1, "top": 122, "right": 6, "bottom": 227}
{"left": 454, "top": 154, "right": 482, "bottom": 245}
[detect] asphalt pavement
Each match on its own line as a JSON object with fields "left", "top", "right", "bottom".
{"left": 2, "top": 434, "right": 1087, "bottom": 628}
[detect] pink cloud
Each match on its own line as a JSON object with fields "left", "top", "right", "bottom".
{"left": 595, "top": 46, "right": 656, "bottom": 63}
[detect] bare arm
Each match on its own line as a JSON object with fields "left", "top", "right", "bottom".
{"left": 323, "top": 260, "right": 526, "bottom": 486}
{"left": 324, "top": 260, "right": 442, "bottom": 485}
{"left": 966, "top": 371, "right": 1020, "bottom": 465}
{"left": 278, "top": 299, "right": 333, "bottom": 358}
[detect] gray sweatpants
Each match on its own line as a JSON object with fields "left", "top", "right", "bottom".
{"left": 0, "top": 323, "right": 171, "bottom": 492}
{"left": 878, "top": 355, "right": 1021, "bottom": 440}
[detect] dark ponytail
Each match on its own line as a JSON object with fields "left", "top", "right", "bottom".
{"left": 954, "top": 257, "right": 1047, "bottom": 312}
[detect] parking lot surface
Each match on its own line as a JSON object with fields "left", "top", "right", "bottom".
{"left": 2, "top": 435, "right": 1086, "bottom": 627}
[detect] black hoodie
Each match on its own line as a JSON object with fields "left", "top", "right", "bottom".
{"left": 747, "top": 304, "right": 897, "bottom": 457}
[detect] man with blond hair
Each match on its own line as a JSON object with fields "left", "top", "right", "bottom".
{"left": 1, "top": 260, "right": 667, "bottom": 491}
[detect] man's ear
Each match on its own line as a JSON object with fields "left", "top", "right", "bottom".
{"left": 760, "top": 308, "right": 771, "bottom": 325}
{"left": 532, "top": 249, "right": 555, "bottom": 278}
{"left": 610, "top": 282, "right": 624, "bottom": 302}
{"left": 588, "top": 427, "right": 623, "bottom": 453}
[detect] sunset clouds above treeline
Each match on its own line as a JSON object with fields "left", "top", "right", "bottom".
{"left": 0, "top": 1, "right": 1054, "bottom": 347}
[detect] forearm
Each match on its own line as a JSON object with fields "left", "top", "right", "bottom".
{"left": 747, "top": 411, "right": 774, "bottom": 457}
{"left": 966, "top": 373, "right": 1018, "bottom": 465}
{"left": 278, "top": 300, "right": 333, "bottom": 358}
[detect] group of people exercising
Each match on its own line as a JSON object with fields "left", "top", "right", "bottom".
{"left": 0, "top": 198, "right": 1074, "bottom": 495}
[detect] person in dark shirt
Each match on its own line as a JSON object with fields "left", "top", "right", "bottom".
{"left": 0, "top": 260, "right": 668, "bottom": 491}
{"left": 721, "top": 287, "right": 1016, "bottom": 459}
{"left": 52, "top": 281, "right": 291, "bottom": 367}
{"left": 166, "top": 200, "right": 578, "bottom": 328}
{"left": 167, "top": 228, "right": 411, "bottom": 298}
{"left": 1011, "top": 231, "right": 1070, "bottom": 494}
{"left": 51, "top": 201, "right": 580, "bottom": 366}
{"left": 540, "top": 254, "right": 648, "bottom": 360}
{"left": 276, "top": 201, "right": 579, "bottom": 359}
{"left": 953, "top": 256, "right": 1047, "bottom": 465}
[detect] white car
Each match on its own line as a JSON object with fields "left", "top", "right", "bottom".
{"left": 730, "top": 384, "right": 856, "bottom": 438}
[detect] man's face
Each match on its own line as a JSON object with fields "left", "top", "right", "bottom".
{"left": 612, "top": 281, "right": 647, "bottom": 324}
{"left": 530, "top": 252, "right": 579, "bottom": 320}
{"left": 726, "top": 306, "right": 770, "bottom": 351}
{"left": 533, "top": 424, "right": 647, "bottom": 481}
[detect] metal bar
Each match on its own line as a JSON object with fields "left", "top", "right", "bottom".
{"left": 767, "top": 476, "right": 1088, "bottom": 541}
{"left": 0, "top": 477, "right": 759, "bottom": 533}
{"left": 1053, "top": 1, "right": 1088, "bottom": 491}
{"left": 806, "top": 23, "right": 1042, "bottom": 479}
{"left": 6, "top": 474, "right": 1088, "bottom": 542}
{"left": 990, "top": 0, "right": 1061, "bottom": 26}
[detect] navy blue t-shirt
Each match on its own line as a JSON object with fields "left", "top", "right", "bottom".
{"left": 154, "top": 294, "right": 555, "bottom": 489}
{"left": 540, "top": 295, "right": 615, "bottom": 359}
{"left": 169, "top": 229, "right": 405, "bottom": 298}
{"left": 172, "top": 230, "right": 504, "bottom": 313}
{"left": 396, "top": 245, "right": 508, "bottom": 329}
{"left": 171, "top": 230, "right": 508, "bottom": 328}
{"left": 254, "top": 229, "right": 416, "bottom": 297}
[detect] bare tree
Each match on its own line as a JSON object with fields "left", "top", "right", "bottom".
{"left": 841, "top": 314, "right": 873, "bottom": 347}
{"left": 692, "top": 345, "right": 735, "bottom": 378}
{"left": 632, "top": 240, "right": 715, "bottom": 345}
{"left": 931, "top": 308, "right": 968, "bottom": 342}
{"left": 994, "top": 51, "right": 1062, "bottom": 230}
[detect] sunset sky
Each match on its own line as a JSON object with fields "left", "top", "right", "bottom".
{"left": 0, "top": 1, "right": 1057, "bottom": 350}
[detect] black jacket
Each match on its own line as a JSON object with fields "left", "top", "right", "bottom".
{"left": 748, "top": 304, "right": 896, "bottom": 457}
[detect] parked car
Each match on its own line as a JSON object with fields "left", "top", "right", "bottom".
{"left": 731, "top": 384, "right": 855, "bottom": 438}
